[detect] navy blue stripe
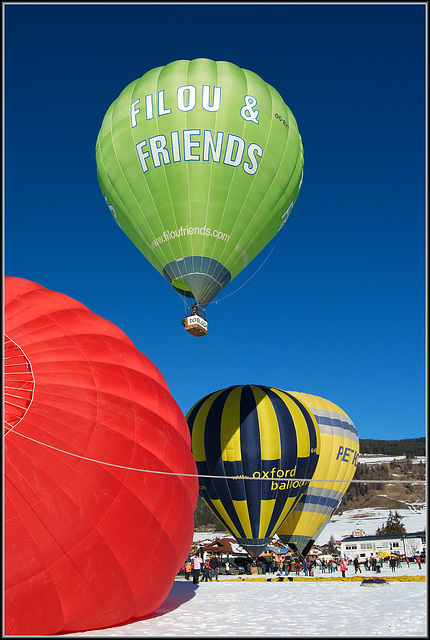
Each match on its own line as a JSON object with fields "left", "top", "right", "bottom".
{"left": 287, "top": 392, "right": 319, "bottom": 455}
{"left": 299, "top": 494, "right": 341, "bottom": 510}
{"left": 265, "top": 390, "right": 320, "bottom": 533}
{"left": 239, "top": 386, "right": 262, "bottom": 538}
{"left": 317, "top": 415, "right": 358, "bottom": 437}
{"left": 256, "top": 389, "right": 308, "bottom": 533}
{"left": 203, "top": 387, "right": 247, "bottom": 537}
{"left": 188, "top": 388, "right": 245, "bottom": 538}
{"left": 203, "top": 387, "right": 231, "bottom": 476}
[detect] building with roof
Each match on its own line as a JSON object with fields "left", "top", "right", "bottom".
{"left": 195, "top": 537, "right": 247, "bottom": 561}
{"left": 340, "top": 531, "right": 425, "bottom": 562}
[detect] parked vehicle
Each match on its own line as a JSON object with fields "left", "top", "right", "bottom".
{"left": 218, "top": 561, "right": 245, "bottom": 575}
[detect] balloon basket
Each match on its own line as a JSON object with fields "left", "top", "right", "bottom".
{"left": 184, "top": 314, "right": 208, "bottom": 337}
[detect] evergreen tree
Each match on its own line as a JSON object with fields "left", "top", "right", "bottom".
{"left": 376, "top": 510, "right": 406, "bottom": 535}
{"left": 326, "top": 535, "right": 337, "bottom": 554}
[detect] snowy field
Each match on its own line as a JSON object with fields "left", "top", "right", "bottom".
{"left": 65, "top": 568, "right": 427, "bottom": 638}
{"left": 65, "top": 503, "right": 427, "bottom": 638}
{"left": 66, "top": 579, "right": 426, "bottom": 638}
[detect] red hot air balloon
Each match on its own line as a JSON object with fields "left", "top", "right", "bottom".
{"left": 4, "top": 277, "right": 198, "bottom": 636}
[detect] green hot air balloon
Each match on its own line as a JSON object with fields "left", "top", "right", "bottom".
{"left": 186, "top": 385, "right": 320, "bottom": 557}
{"left": 96, "top": 59, "right": 304, "bottom": 323}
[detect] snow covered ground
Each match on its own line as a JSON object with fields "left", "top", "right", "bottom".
{"left": 65, "top": 504, "right": 427, "bottom": 638}
{"left": 66, "top": 579, "right": 426, "bottom": 638}
{"left": 65, "top": 569, "right": 427, "bottom": 637}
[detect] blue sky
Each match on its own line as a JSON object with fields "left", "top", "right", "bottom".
{"left": 4, "top": 3, "right": 426, "bottom": 441}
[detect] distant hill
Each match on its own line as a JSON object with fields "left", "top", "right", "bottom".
{"left": 339, "top": 455, "right": 425, "bottom": 512}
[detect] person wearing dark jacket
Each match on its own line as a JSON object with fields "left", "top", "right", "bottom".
{"left": 201, "top": 561, "right": 211, "bottom": 582}
{"left": 209, "top": 555, "right": 220, "bottom": 581}
{"left": 353, "top": 557, "right": 362, "bottom": 574}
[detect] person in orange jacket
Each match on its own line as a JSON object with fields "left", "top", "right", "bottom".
{"left": 340, "top": 559, "right": 346, "bottom": 577}
{"left": 184, "top": 560, "right": 192, "bottom": 580}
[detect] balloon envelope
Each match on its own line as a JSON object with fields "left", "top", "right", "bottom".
{"left": 276, "top": 392, "right": 359, "bottom": 555}
{"left": 186, "top": 385, "right": 320, "bottom": 557}
{"left": 96, "top": 58, "right": 304, "bottom": 306}
{"left": 4, "top": 277, "right": 198, "bottom": 635}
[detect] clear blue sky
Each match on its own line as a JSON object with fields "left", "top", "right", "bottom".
{"left": 4, "top": 3, "right": 426, "bottom": 441}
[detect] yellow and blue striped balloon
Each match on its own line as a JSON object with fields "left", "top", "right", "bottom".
{"left": 276, "top": 392, "right": 359, "bottom": 555}
{"left": 186, "top": 385, "right": 320, "bottom": 557}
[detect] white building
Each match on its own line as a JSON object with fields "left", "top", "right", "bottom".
{"left": 340, "top": 531, "right": 425, "bottom": 562}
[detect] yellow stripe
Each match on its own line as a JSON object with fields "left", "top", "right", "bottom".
{"left": 278, "top": 510, "right": 328, "bottom": 537}
{"left": 292, "top": 392, "right": 348, "bottom": 418}
{"left": 277, "top": 433, "right": 359, "bottom": 539}
{"left": 272, "top": 495, "right": 302, "bottom": 534}
{"left": 210, "top": 498, "right": 253, "bottom": 539}
{"left": 259, "top": 498, "right": 276, "bottom": 537}
{"left": 252, "top": 385, "right": 280, "bottom": 460}
{"left": 188, "top": 390, "right": 224, "bottom": 461}
{"left": 271, "top": 389, "right": 312, "bottom": 458}
{"left": 277, "top": 392, "right": 359, "bottom": 540}
{"left": 208, "top": 499, "right": 241, "bottom": 539}
{"left": 232, "top": 499, "right": 252, "bottom": 539}
{"left": 220, "top": 386, "right": 243, "bottom": 462}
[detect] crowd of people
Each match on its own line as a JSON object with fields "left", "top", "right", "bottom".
{"left": 180, "top": 553, "right": 424, "bottom": 583}
{"left": 182, "top": 554, "right": 221, "bottom": 584}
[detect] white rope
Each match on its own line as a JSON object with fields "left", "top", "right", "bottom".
{"left": 5, "top": 429, "right": 426, "bottom": 484}
{"left": 212, "top": 246, "right": 276, "bottom": 304}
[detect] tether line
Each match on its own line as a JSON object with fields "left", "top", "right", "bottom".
{"left": 5, "top": 429, "right": 426, "bottom": 484}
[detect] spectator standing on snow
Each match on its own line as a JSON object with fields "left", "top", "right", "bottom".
{"left": 340, "top": 559, "right": 346, "bottom": 577}
{"left": 192, "top": 555, "right": 203, "bottom": 584}
{"left": 209, "top": 554, "right": 220, "bottom": 581}
{"left": 245, "top": 558, "right": 252, "bottom": 575}
{"left": 184, "top": 560, "right": 192, "bottom": 580}
{"left": 201, "top": 561, "right": 210, "bottom": 582}
{"left": 353, "top": 557, "right": 362, "bottom": 574}
{"left": 390, "top": 557, "right": 397, "bottom": 572}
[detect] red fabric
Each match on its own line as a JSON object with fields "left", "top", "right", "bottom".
{"left": 4, "top": 277, "right": 198, "bottom": 635}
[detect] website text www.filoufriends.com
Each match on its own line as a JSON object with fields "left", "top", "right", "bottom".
{"left": 149, "top": 225, "right": 230, "bottom": 250}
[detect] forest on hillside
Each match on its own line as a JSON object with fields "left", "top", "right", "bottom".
{"left": 358, "top": 437, "right": 425, "bottom": 456}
